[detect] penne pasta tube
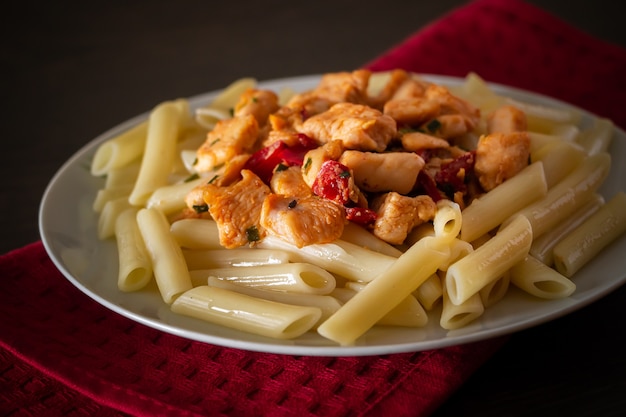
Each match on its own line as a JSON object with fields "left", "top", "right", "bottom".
{"left": 190, "top": 263, "right": 336, "bottom": 295}
{"left": 129, "top": 100, "right": 185, "bottom": 206}
{"left": 530, "top": 141, "right": 586, "bottom": 189}
{"left": 577, "top": 117, "right": 614, "bottom": 156}
{"left": 136, "top": 208, "right": 193, "bottom": 304}
{"left": 527, "top": 132, "right": 566, "bottom": 154}
{"left": 98, "top": 197, "right": 132, "bottom": 240}
{"left": 170, "top": 218, "right": 222, "bottom": 249}
{"left": 461, "top": 161, "right": 547, "bottom": 243}
{"left": 413, "top": 273, "right": 443, "bottom": 311}
{"left": 510, "top": 255, "right": 576, "bottom": 299}
{"left": 207, "top": 277, "right": 341, "bottom": 327}
{"left": 316, "top": 235, "right": 450, "bottom": 345}
{"left": 438, "top": 239, "right": 474, "bottom": 271}
{"left": 434, "top": 200, "right": 463, "bottom": 242}
{"left": 91, "top": 121, "right": 148, "bottom": 176}
{"left": 104, "top": 162, "right": 141, "bottom": 189}
{"left": 446, "top": 215, "right": 533, "bottom": 305}
{"left": 479, "top": 273, "right": 510, "bottom": 307}
{"left": 257, "top": 235, "right": 397, "bottom": 283}
{"left": 92, "top": 184, "right": 133, "bottom": 212}
{"left": 146, "top": 176, "right": 205, "bottom": 215}
{"left": 171, "top": 286, "right": 321, "bottom": 340}
{"left": 553, "top": 191, "right": 626, "bottom": 277}
{"left": 182, "top": 248, "right": 291, "bottom": 270}
{"left": 345, "top": 282, "right": 428, "bottom": 328}
{"left": 440, "top": 286, "right": 484, "bottom": 330}
{"left": 114, "top": 207, "right": 153, "bottom": 292}
{"left": 529, "top": 194, "right": 604, "bottom": 265}
{"left": 340, "top": 222, "right": 402, "bottom": 257}
{"left": 509, "top": 152, "right": 610, "bottom": 239}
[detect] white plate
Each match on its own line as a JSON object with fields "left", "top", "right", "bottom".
{"left": 39, "top": 74, "right": 626, "bottom": 356}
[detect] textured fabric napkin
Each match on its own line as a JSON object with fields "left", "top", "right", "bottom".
{"left": 3, "top": 0, "right": 626, "bottom": 416}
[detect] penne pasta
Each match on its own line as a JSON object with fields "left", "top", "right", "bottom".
{"left": 577, "top": 117, "right": 614, "bottom": 156}
{"left": 530, "top": 141, "right": 585, "bottom": 188}
{"left": 440, "top": 286, "right": 484, "bottom": 330}
{"left": 145, "top": 176, "right": 205, "bottom": 215}
{"left": 207, "top": 277, "right": 341, "bottom": 327}
{"left": 91, "top": 121, "right": 148, "bottom": 176}
{"left": 529, "top": 194, "right": 604, "bottom": 266}
{"left": 316, "top": 235, "right": 451, "bottom": 345}
{"left": 92, "top": 184, "right": 133, "bottom": 213}
{"left": 445, "top": 215, "right": 533, "bottom": 305}
{"left": 114, "top": 207, "right": 153, "bottom": 292}
{"left": 553, "top": 191, "right": 626, "bottom": 277}
{"left": 136, "top": 208, "right": 193, "bottom": 304}
{"left": 509, "top": 152, "right": 610, "bottom": 239}
{"left": 98, "top": 197, "right": 132, "bottom": 240}
{"left": 170, "top": 218, "right": 222, "bottom": 249}
{"left": 189, "top": 263, "right": 336, "bottom": 295}
{"left": 258, "top": 235, "right": 397, "bottom": 283}
{"left": 461, "top": 161, "right": 547, "bottom": 243}
{"left": 413, "top": 273, "right": 443, "bottom": 311}
{"left": 340, "top": 222, "right": 402, "bottom": 257}
{"left": 479, "top": 273, "right": 510, "bottom": 307}
{"left": 171, "top": 286, "right": 321, "bottom": 339}
{"left": 510, "top": 255, "right": 576, "bottom": 299}
{"left": 182, "top": 248, "right": 291, "bottom": 270}
{"left": 129, "top": 100, "right": 186, "bottom": 206}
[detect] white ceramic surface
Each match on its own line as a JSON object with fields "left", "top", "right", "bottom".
{"left": 39, "top": 74, "right": 626, "bottom": 356}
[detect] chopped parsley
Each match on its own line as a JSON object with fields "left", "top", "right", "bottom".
{"left": 339, "top": 170, "right": 351, "bottom": 178}
{"left": 246, "top": 225, "right": 260, "bottom": 242}
{"left": 303, "top": 157, "right": 312, "bottom": 173}
{"left": 288, "top": 199, "right": 298, "bottom": 209}
{"left": 426, "top": 119, "right": 441, "bottom": 133}
{"left": 208, "top": 175, "right": 219, "bottom": 184}
{"left": 275, "top": 163, "right": 288, "bottom": 172}
{"left": 184, "top": 173, "right": 200, "bottom": 183}
{"left": 192, "top": 204, "right": 209, "bottom": 214}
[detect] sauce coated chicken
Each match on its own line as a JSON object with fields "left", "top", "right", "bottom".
{"left": 182, "top": 70, "right": 531, "bottom": 249}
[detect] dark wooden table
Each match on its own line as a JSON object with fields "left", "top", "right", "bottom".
{"left": 2, "top": 1, "right": 625, "bottom": 415}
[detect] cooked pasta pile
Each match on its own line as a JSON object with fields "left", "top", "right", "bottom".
{"left": 90, "top": 70, "right": 626, "bottom": 345}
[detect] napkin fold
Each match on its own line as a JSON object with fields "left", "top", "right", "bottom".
{"left": 2, "top": 0, "right": 625, "bottom": 416}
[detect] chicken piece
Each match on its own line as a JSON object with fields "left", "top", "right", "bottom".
{"left": 202, "top": 169, "right": 271, "bottom": 248}
{"left": 487, "top": 105, "right": 527, "bottom": 133}
{"left": 301, "top": 140, "right": 345, "bottom": 188}
{"left": 370, "top": 192, "right": 437, "bottom": 245}
{"left": 390, "top": 76, "right": 429, "bottom": 100}
{"left": 270, "top": 165, "right": 313, "bottom": 197}
{"left": 260, "top": 194, "right": 345, "bottom": 248}
{"left": 298, "top": 102, "right": 396, "bottom": 152}
{"left": 475, "top": 132, "right": 530, "bottom": 191}
{"left": 383, "top": 97, "right": 440, "bottom": 126}
{"left": 367, "top": 69, "right": 413, "bottom": 108}
{"left": 233, "top": 88, "right": 280, "bottom": 127}
{"left": 427, "top": 114, "right": 477, "bottom": 139}
{"left": 424, "top": 84, "right": 480, "bottom": 124}
{"left": 339, "top": 150, "right": 424, "bottom": 194}
{"left": 401, "top": 131, "right": 450, "bottom": 151}
{"left": 194, "top": 114, "right": 259, "bottom": 172}
{"left": 312, "top": 69, "right": 372, "bottom": 105}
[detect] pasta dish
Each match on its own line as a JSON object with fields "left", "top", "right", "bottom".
{"left": 88, "top": 70, "right": 626, "bottom": 346}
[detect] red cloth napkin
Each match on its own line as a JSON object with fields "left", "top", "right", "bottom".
{"left": 2, "top": 0, "right": 626, "bottom": 416}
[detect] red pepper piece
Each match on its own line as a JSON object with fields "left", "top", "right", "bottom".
{"left": 435, "top": 151, "right": 476, "bottom": 197}
{"left": 417, "top": 170, "right": 445, "bottom": 202}
{"left": 312, "top": 160, "right": 353, "bottom": 205}
{"left": 346, "top": 207, "right": 377, "bottom": 226}
{"left": 243, "top": 134, "right": 319, "bottom": 184}
{"left": 243, "top": 140, "right": 288, "bottom": 184}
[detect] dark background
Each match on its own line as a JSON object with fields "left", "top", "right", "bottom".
{"left": 2, "top": 1, "right": 625, "bottom": 416}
